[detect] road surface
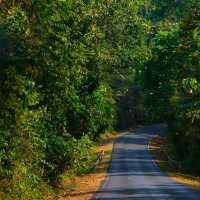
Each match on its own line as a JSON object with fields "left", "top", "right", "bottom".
{"left": 93, "top": 124, "right": 200, "bottom": 199}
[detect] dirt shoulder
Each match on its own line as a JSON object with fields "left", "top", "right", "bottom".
{"left": 149, "top": 136, "right": 200, "bottom": 190}
{"left": 55, "top": 131, "right": 127, "bottom": 200}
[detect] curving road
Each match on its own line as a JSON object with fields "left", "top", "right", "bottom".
{"left": 93, "top": 124, "right": 200, "bottom": 200}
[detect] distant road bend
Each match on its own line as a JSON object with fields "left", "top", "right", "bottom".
{"left": 93, "top": 124, "right": 200, "bottom": 200}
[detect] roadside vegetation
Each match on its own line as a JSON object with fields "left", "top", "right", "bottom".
{"left": 56, "top": 131, "right": 127, "bottom": 200}
{"left": 0, "top": 1, "right": 147, "bottom": 199}
{"left": 149, "top": 136, "right": 200, "bottom": 190}
{"left": 0, "top": 0, "right": 199, "bottom": 200}
{"left": 142, "top": 0, "right": 200, "bottom": 177}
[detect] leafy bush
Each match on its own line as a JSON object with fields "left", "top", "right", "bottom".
{"left": 142, "top": 0, "right": 200, "bottom": 175}
{"left": 0, "top": 0, "right": 147, "bottom": 199}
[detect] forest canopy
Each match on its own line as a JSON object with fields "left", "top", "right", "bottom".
{"left": 0, "top": 0, "right": 199, "bottom": 199}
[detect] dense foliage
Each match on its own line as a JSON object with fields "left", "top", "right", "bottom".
{"left": 0, "top": 0, "right": 147, "bottom": 199}
{"left": 141, "top": 0, "right": 200, "bottom": 174}
{"left": 0, "top": 0, "right": 199, "bottom": 199}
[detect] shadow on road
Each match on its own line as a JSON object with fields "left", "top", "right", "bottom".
{"left": 92, "top": 124, "right": 200, "bottom": 200}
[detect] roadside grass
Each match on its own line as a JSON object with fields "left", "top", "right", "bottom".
{"left": 149, "top": 136, "right": 200, "bottom": 190}
{"left": 53, "top": 131, "right": 127, "bottom": 200}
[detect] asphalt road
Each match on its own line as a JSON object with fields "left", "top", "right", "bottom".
{"left": 93, "top": 124, "right": 200, "bottom": 200}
